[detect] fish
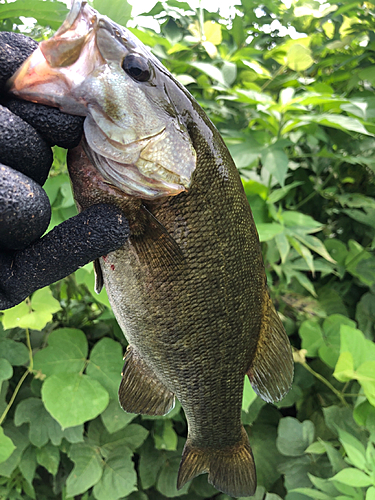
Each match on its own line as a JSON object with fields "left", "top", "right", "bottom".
{"left": 8, "top": 1, "right": 294, "bottom": 496}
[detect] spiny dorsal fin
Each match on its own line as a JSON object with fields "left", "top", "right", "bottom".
{"left": 119, "top": 345, "right": 175, "bottom": 416}
{"left": 177, "top": 427, "right": 256, "bottom": 497}
{"left": 247, "top": 291, "right": 294, "bottom": 403}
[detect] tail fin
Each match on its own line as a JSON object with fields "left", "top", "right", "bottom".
{"left": 177, "top": 427, "right": 256, "bottom": 498}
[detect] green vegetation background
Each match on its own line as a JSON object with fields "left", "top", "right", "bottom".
{"left": 1, "top": 0, "right": 375, "bottom": 498}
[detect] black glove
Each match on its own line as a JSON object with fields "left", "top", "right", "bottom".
{"left": 0, "top": 32, "right": 130, "bottom": 310}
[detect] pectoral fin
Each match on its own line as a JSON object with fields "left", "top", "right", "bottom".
{"left": 247, "top": 292, "right": 294, "bottom": 403}
{"left": 119, "top": 345, "right": 175, "bottom": 416}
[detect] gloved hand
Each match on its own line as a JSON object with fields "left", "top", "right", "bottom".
{"left": 0, "top": 32, "right": 130, "bottom": 310}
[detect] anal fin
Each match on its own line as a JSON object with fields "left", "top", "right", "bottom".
{"left": 177, "top": 427, "right": 256, "bottom": 497}
{"left": 247, "top": 291, "right": 294, "bottom": 403}
{"left": 119, "top": 345, "right": 175, "bottom": 416}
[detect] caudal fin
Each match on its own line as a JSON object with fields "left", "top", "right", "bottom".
{"left": 177, "top": 427, "right": 256, "bottom": 498}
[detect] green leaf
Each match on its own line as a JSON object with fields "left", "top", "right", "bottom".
{"left": 356, "top": 362, "right": 375, "bottom": 406}
{"left": 33, "top": 328, "right": 88, "bottom": 378}
{"left": 92, "top": 0, "right": 132, "bottom": 26}
{"left": 0, "top": 339, "right": 29, "bottom": 366}
{"left": 282, "top": 211, "right": 322, "bottom": 230}
{"left": 261, "top": 149, "right": 289, "bottom": 186}
{"left": 42, "top": 373, "right": 109, "bottom": 428}
{"left": 251, "top": 424, "right": 283, "bottom": 489}
{"left": 190, "top": 62, "right": 228, "bottom": 87}
{"left": 334, "top": 352, "right": 355, "bottom": 382}
{"left": 86, "top": 338, "right": 123, "bottom": 400}
{"left": 139, "top": 437, "right": 165, "bottom": 490}
{"left": 367, "top": 486, "right": 375, "bottom": 500}
{"left": 19, "top": 446, "right": 37, "bottom": 487}
{"left": 0, "top": 424, "right": 29, "bottom": 477}
{"left": 101, "top": 399, "right": 136, "bottom": 434}
{"left": 336, "top": 428, "right": 367, "bottom": 471}
{"left": 154, "top": 420, "right": 178, "bottom": 451}
{"left": 304, "top": 441, "right": 326, "bottom": 454}
{"left": 36, "top": 443, "right": 60, "bottom": 476}
{"left": 0, "top": 0, "right": 68, "bottom": 28}
{"left": 1, "top": 301, "right": 29, "bottom": 331}
{"left": 290, "top": 488, "right": 332, "bottom": 500}
{"left": 157, "top": 456, "right": 190, "bottom": 497}
{"left": 275, "top": 232, "right": 290, "bottom": 263}
{"left": 299, "top": 320, "right": 323, "bottom": 357}
{"left": 93, "top": 447, "right": 137, "bottom": 500}
{"left": 14, "top": 397, "right": 68, "bottom": 447}
{"left": 66, "top": 443, "right": 103, "bottom": 497}
{"left": 242, "top": 375, "right": 257, "bottom": 412}
{"left": 330, "top": 468, "right": 373, "bottom": 487}
{"left": 267, "top": 181, "right": 304, "bottom": 204}
{"left": 277, "top": 417, "right": 315, "bottom": 456}
{"left": 0, "top": 427, "right": 15, "bottom": 464}
{"left": 257, "top": 223, "right": 284, "bottom": 242}
{"left": 286, "top": 44, "right": 314, "bottom": 71}
{"left": 0, "top": 358, "right": 13, "bottom": 392}
{"left": 100, "top": 424, "right": 149, "bottom": 454}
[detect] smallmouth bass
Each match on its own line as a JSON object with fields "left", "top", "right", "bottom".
{"left": 8, "top": 1, "right": 294, "bottom": 496}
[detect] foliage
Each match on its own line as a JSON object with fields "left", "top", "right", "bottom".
{"left": 1, "top": 0, "right": 375, "bottom": 498}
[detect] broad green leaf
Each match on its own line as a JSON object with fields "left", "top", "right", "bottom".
{"left": 0, "top": 339, "right": 29, "bottom": 366}
{"left": 286, "top": 44, "right": 314, "bottom": 71}
{"left": 33, "top": 328, "right": 88, "bottom": 378}
{"left": 242, "top": 376, "right": 257, "bottom": 412}
{"left": 261, "top": 149, "right": 289, "bottom": 187}
{"left": 93, "top": 447, "right": 137, "bottom": 500}
{"left": 36, "top": 443, "right": 60, "bottom": 476}
{"left": 257, "top": 223, "right": 284, "bottom": 242}
{"left": 93, "top": 0, "right": 132, "bottom": 27}
{"left": 86, "top": 338, "right": 123, "bottom": 400}
{"left": 30, "top": 288, "right": 61, "bottom": 315}
{"left": 299, "top": 114, "right": 373, "bottom": 136}
{"left": 275, "top": 232, "right": 290, "bottom": 263}
{"left": 282, "top": 211, "right": 322, "bottom": 230}
{"left": 154, "top": 420, "right": 178, "bottom": 451}
{"left": 1, "top": 301, "right": 29, "bottom": 330}
{"left": 299, "top": 320, "right": 323, "bottom": 357}
{"left": 276, "top": 417, "right": 315, "bottom": 456}
{"left": 139, "top": 437, "right": 165, "bottom": 490}
{"left": 100, "top": 424, "right": 149, "bottom": 454}
{"left": 0, "top": 424, "right": 29, "bottom": 477}
{"left": 66, "top": 443, "right": 103, "bottom": 497}
{"left": 42, "top": 373, "right": 109, "bottom": 428}
{"left": 190, "top": 62, "right": 228, "bottom": 87}
{"left": 291, "top": 488, "right": 332, "bottom": 500}
{"left": 267, "top": 181, "right": 304, "bottom": 203}
{"left": 19, "top": 446, "right": 37, "bottom": 487}
{"left": 101, "top": 399, "right": 136, "bottom": 434}
{"left": 0, "top": 427, "right": 15, "bottom": 464}
{"left": 14, "top": 397, "right": 70, "bottom": 447}
{"left": 0, "top": 358, "right": 13, "bottom": 391}
{"left": 330, "top": 468, "right": 373, "bottom": 487}
{"left": 356, "top": 362, "right": 375, "bottom": 406}
{"left": 334, "top": 352, "right": 355, "bottom": 382}
{"left": 0, "top": 0, "right": 68, "bottom": 28}
{"left": 337, "top": 428, "right": 367, "bottom": 471}
{"left": 204, "top": 20, "right": 222, "bottom": 45}
{"left": 367, "top": 486, "right": 375, "bottom": 500}
{"left": 304, "top": 441, "right": 326, "bottom": 454}
{"left": 157, "top": 456, "right": 190, "bottom": 497}
{"left": 251, "top": 424, "right": 283, "bottom": 489}
{"left": 340, "top": 324, "right": 375, "bottom": 368}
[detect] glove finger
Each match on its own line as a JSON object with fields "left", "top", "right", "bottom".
{"left": 0, "top": 163, "right": 51, "bottom": 251}
{"left": 0, "top": 105, "right": 52, "bottom": 185}
{"left": 0, "top": 32, "right": 38, "bottom": 93}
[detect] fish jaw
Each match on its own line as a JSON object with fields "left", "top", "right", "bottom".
{"left": 7, "top": 0, "right": 196, "bottom": 198}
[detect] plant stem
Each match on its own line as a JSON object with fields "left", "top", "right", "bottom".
{"left": 0, "top": 329, "right": 33, "bottom": 426}
{"left": 300, "top": 361, "right": 349, "bottom": 407}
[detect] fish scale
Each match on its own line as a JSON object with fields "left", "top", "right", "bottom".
{"left": 8, "top": 1, "right": 294, "bottom": 496}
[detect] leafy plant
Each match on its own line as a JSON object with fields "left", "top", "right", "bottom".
{"left": 1, "top": 0, "right": 375, "bottom": 499}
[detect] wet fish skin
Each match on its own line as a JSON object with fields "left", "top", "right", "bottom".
{"left": 8, "top": 2, "right": 294, "bottom": 496}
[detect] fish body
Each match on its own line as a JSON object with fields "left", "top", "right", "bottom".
{"left": 9, "top": 2, "right": 293, "bottom": 496}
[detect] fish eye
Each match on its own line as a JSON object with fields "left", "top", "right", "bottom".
{"left": 122, "top": 54, "right": 151, "bottom": 82}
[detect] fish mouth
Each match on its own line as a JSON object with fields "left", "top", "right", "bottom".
{"left": 7, "top": 0, "right": 197, "bottom": 200}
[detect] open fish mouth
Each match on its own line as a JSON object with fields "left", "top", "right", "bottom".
{"left": 7, "top": 0, "right": 196, "bottom": 200}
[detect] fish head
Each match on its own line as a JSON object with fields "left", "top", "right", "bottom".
{"left": 8, "top": 0, "right": 197, "bottom": 199}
